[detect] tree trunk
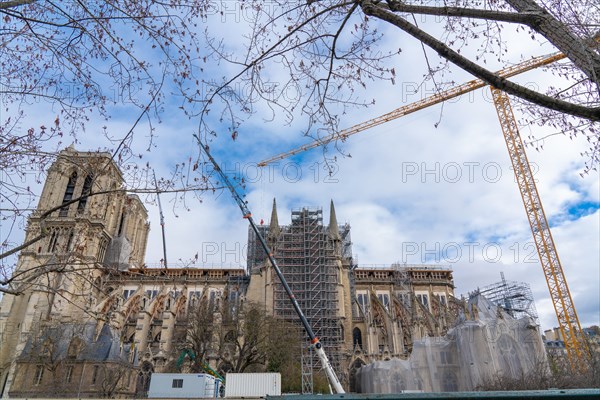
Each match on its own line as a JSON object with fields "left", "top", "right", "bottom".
{"left": 360, "top": 1, "right": 600, "bottom": 121}
{"left": 506, "top": 0, "right": 600, "bottom": 87}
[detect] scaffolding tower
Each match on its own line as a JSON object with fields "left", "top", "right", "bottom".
{"left": 278, "top": 208, "right": 342, "bottom": 368}
{"left": 391, "top": 262, "right": 413, "bottom": 309}
{"left": 477, "top": 272, "right": 539, "bottom": 324}
{"left": 249, "top": 206, "right": 350, "bottom": 382}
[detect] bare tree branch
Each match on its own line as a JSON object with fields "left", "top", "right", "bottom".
{"left": 361, "top": 1, "right": 600, "bottom": 121}
{"left": 0, "top": 0, "right": 36, "bottom": 11}
{"left": 506, "top": 0, "right": 600, "bottom": 89}
{"left": 385, "top": 1, "right": 538, "bottom": 25}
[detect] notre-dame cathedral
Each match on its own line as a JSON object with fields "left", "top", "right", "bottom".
{"left": 0, "top": 147, "right": 462, "bottom": 396}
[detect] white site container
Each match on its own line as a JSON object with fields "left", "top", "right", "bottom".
{"left": 148, "top": 373, "right": 222, "bottom": 398}
{"left": 224, "top": 373, "right": 281, "bottom": 397}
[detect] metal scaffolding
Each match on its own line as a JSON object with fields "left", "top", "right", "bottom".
{"left": 248, "top": 206, "right": 351, "bottom": 380}
{"left": 391, "top": 262, "right": 413, "bottom": 310}
{"left": 477, "top": 272, "right": 539, "bottom": 324}
{"left": 280, "top": 208, "right": 341, "bottom": 366}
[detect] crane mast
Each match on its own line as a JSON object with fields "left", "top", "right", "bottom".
{"left": 197, "top": 139, "right": 345, "bottom": 393}
{"left": 490, "top": 88, "right": 588, "bottom": 367}
{"left": 153, "top": 171, "right": 168, "bottom": 269}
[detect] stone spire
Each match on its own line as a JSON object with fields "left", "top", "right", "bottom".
{"left": 268, "top": 198, "right": 281, "bottom": 239}
{"left": 328, "top": 199, "right": 341, "bottom": 241}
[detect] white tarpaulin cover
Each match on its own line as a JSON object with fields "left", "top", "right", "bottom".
{"left": 356, "top": 295, "right": 547, "bottom": 393}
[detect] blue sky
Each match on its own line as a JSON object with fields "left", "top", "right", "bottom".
{"left": 1, "top": 2, "right": 598, "bottom": 332}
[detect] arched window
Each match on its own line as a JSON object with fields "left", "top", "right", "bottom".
{"left": 117, "top": 210, "right": 126, "bottom": 236}
{"left": 47, "top": 229, "right": 59, "bottom": 253}
{"left": 77, "top": 174, "right": 93, "bottom": 212}
{"left": 97, "top": 239, "right": 108, "bottom": 262}
{"left": 442, "top": 371, "right": 458, "bottom": 392}
{"left": 353, "top": 327, "right": 363, "bottom": 350}
{"left": 136, "top": 362, "right": 154, "bottom": 397}
{"left": 59, "top": 171, "right": 78, "bottom": 217}
{"left": 65, "top": 229, "right": 75, "bottom": 252}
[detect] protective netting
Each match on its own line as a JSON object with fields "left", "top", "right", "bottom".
{"left": 356, "top": 295, "right": 547, "bottom": 393}
{"left": 104, "top": 236, "right": 132, "bottom": 270}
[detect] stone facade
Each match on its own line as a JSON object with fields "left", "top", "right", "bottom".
{"left": 1, "top": 149, "right": 464, "bottom": 396}
{"left": 246, "top": 200, "right": 461, "bottom": 391}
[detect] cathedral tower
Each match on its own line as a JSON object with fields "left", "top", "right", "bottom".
{"left": 0, "top": 147, "right": 149, "bottom": 396}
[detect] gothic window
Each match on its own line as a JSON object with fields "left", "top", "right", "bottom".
{"left": 439, "top": 294, "right": 447, "bottom": 306}
{"left": 136, "top": 362, "right": 154, "bottom": 396}
{"left": 123, "top": 289, "right": 136, "bottom": 300}
{"left": 65, "top": 229, "right": 74, "bottom": 252}
{"left": 91, "top": 365, "right": 99, "bottom": 385}
{"left": 352, "top": 327, "right": 363, "bottom": 350}
{"left": 117, "top": 210, "right": 126, "bottom": 236}
{"left": 97, "top": 239, "right": 108, "bottom": 262}
{"left": 189, "top": 291, "right": 201, "bottom": 309}
{"left": 34, "top": 365, "right": 44, "bottom": 385}
{"left": 65, "top": 365, "right": 74, "bottom": 383}
{"left": 357, "top": 293, "right": 368, "bottom": 313}
{"left": 377, "top": 293, "right": 390, "bottom": 311}
{"left": 398, "top": 293, "right": 411, "bottom": 307}
{"left": 59, "top": 171, "right": 78, "bottom": 217}
{"left": 228, "top": 291, "right": 240, "bottom": 315}
{"left": 441, "top": 351, "right": 454, "bottom": 365}
{"left": 417, "top": 294, "right": 429, "bottom": 309}
{"left": 442, "top": 371, "right": 458, "bottom": 392}
{"left": 77, "top": 174, "right": 93, "bottom": 213}
{"left": 47, "top": 229, "right": 59, "bottom": 253}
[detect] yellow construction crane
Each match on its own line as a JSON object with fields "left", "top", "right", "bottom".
{"left": 491, "top": 88, "right": 588, "bottom": 367}
{"left": 257, "top": 50, "right": 590, "bottom": 368}
{"left": 257, "top": 51, "right": 566, "bottom": 167}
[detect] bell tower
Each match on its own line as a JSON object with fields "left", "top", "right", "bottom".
{"left": 0, "top": 147, "right": 150, "bottom": 396}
